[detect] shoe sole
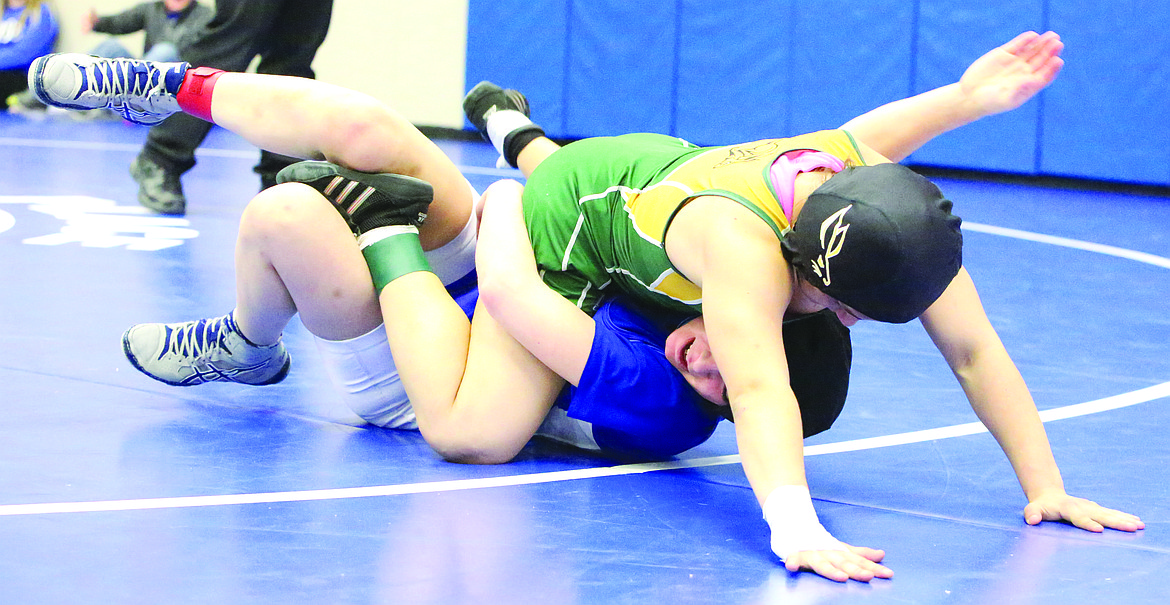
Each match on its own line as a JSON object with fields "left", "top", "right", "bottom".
{"left": 462, "top": 81, "right": 529, "bottom": 115}
{"left": 463, "top": 81, "right": 529, "bottom": 142}
{"left": 28, "top": 56, "right": 57, "bottom": 109}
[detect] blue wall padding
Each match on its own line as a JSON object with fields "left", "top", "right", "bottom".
{"left": 674, "top": 0, "right": 792, "bottom": 146}
{"left": 788, "top": 2, "right": 915, "bottom": 137}
{"left": 465, "top": 0, "right": 1170, "bottom": 186}
{"left": 465, "top": 0, "right": 568, "bottom": 134}
{"left": 1042, "top": 3, "right": 1170, "bottom": 184}
{"left": 563, "top": 0, "right": 677, "bottom": 138}
{"left": 909, "top": 1, "right": 1046, "bottom": 172}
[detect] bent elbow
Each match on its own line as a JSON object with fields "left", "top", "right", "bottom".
{"left": 436, "top": 444, "right": 518, "bottom": 466}
{"left": 442, "top": 448, "right": 517, "bottom": 466}
{"left": 422, "top": 429, "right": 521, "bottom": 466}
{"left": 475, "top": 276, "right": 514, "bottom": 319}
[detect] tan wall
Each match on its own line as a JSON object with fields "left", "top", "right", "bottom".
{"left": 48, "top": 0, "right": 469, "bottom": 128}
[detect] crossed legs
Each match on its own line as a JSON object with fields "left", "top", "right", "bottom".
{"left": 160, "top": 71, "right": 567, "bottom": 458}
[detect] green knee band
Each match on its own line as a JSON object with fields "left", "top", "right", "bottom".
{"left": 361, "top": 233, "right": 432, "bottom": 292}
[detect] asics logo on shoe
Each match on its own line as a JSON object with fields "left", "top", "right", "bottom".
{"left": 124, "top": 314, "right": 290, "bottom": 387}
{"left": 178, "top": 359, "right": 283, "bottom": 386}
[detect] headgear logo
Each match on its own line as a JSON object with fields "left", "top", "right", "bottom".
{"left": 810, "top": 205, "right": 852, "bottom": 286}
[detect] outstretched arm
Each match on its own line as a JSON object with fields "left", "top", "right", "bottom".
{"left": 920, "top": 269, "right": 1144, "bottom": 533}
{"left": 665, "top": 196, "right": 893, "bottom": 582}
{"left": 841, "top": 31, "right": 1064, "bottom": 162}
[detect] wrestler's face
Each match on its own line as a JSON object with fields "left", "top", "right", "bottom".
{"left": 666, "top": 278, "right": 866, "bottom": 406}
{"left": 788, "top": 277, "right": 867, "bottom": 327}
{"left": 665, "top": 316, "right": 727, "bottom": 406}
{"left": 164, "top": 0, "right": 193, "bottom": 11}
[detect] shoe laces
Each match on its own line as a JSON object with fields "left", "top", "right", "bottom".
{"left": 165, "top": 315, "right": 234, "bottom": 361}
{"left": 84, "top": 58, "right": 169, "bottom": 113}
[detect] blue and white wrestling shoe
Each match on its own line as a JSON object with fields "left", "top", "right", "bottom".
{"left": 123, "top": 312, "right": 291, "bottom": 387}
{"left": 28, "top": 53, "right": 187, "bottom": 125}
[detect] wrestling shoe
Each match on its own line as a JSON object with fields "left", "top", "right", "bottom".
{"left": 123, "top": 312, "right": 291, "bottom": 387}
{"left": 130, "top": 155, "right": 186, "bottom": 215}
{"left": 276, "top": 161, "right": 433, "bottom": 233}
{"left": 462, "top": 80, "right": 530, "bottom": 139}
{"left": 28, "top": 53, "right": 187, "bottom": 125}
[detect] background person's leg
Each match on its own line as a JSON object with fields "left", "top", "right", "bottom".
{"left": 251, "top": 0, "right": 336, "bottom": 188}
{"left": 134, "top": 0, "right": 334, "bottom": 214}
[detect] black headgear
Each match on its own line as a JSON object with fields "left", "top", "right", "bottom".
{"left": 782, "top": 163, "right": 963, "bottom": 323}
{"left": 701, "top": 310, "right": 851, "bottom": 438}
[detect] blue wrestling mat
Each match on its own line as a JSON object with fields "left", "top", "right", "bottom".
{"left": 1, "top": 112, "right": 1167, "bottom": 604}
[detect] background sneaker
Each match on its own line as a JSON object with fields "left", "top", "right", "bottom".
{"left": 130, "top": 156, "right": 187, "bottom": 215}
{"left": 6, "top": 89, "right": 47, "bottom": 116}
{"left": 461, "top": 80, "right": 530, "bottom": 138}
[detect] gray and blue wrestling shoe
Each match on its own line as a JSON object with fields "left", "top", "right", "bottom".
{"left": 123, "top": 312, "right": 290, "bottom": 387}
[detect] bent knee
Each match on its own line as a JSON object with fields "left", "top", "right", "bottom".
{"left": 239, "top": 183, "right": 342, "bottom": 236}
{"left": 320, "top": 101, "right": 420, "bottom": 174}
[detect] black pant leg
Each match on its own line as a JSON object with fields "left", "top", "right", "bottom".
{"left": 252, "top": 0, "right": 336, "bottom": 185}
{"left": 0, "top": 69, "right": 29, "bottom": 101}
{"left": 139, "top": 0, "right": 288, "bottom": 173}
{"left": 180, "top": 0, "right": 284, "bottom": 71}
{"left": 254, "top": 0, "right": 335, "bottom": 78}
{"left": 140, "top": 113, "right": 215, "bottom": 174}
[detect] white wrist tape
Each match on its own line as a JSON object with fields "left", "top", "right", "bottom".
{"left": 763, "top": 485, "right": 848, "bottom": 561}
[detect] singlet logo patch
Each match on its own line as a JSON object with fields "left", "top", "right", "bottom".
{"left": 712, "top": 141, "right": 781, "bottom": 168}
{"left": 810, "top": 205, "right": 852, "bottom": 286}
